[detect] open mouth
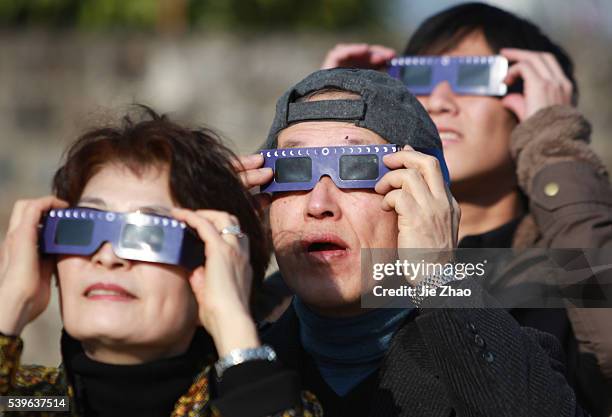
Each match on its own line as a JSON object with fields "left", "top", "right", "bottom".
{"left": 302, "top": 235, "right": 349, "bottom": 261}
{"left": 307, "top": 242, "right": 346, "bottom": 252}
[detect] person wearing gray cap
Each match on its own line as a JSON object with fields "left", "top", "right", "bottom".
{"left": 236, "top": 67, "right": 586, "bottom": 417}
{"left": 320, "top": 5, "right": 612, "bottom": 417}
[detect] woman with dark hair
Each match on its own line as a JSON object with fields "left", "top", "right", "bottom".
{"left": 0, "top": 106, "right": 321, "bottom": 416}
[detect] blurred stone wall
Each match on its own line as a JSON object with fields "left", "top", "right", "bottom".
{"left": 0, "top": 30, "right": 611, "bottom": 366}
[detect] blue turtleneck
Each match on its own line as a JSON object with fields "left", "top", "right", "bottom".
{"left": 293, "top": 297, "right": 412, "bottom": 396}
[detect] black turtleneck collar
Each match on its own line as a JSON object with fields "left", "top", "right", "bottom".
{"left": 458, "top": 215, "right": 524, "bottom": 249}
{"left": 61, "top": 329, "right": 215, "bottom": 417}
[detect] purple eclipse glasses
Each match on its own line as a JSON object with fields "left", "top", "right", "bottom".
{"left": 259, "top": 144, "right": 450, "bottom": 193}
{"left": 388, "top": 55, "right": 511, "bottom": 96}
{"left": 40, "top": 208, "right": 204, "bottom": 270}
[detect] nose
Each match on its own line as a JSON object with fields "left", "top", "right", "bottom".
{"left": 305, "top": 176, "right": 341, "bottom": 220}
{"left": 421, "top": 81, "right": 459, "bottom": 116}
{"left": 91, "top": 242, "right": 130, "bottom": 270}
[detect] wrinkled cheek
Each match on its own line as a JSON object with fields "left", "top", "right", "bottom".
{"left": 269, "top": 200, "right": 301, "bottom": 253}
{"left": 374, "top": 215, "right": 399, "bottom": 248}
{"left": 348, "top": 196, "right": 398, "bottom": 249}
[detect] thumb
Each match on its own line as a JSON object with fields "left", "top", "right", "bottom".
{"left": 501, "top": 93, "right": 526, "bottom": 122}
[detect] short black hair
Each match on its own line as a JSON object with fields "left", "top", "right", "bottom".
{"left": 403, "top": 2, "right": 578, "bottom": 104}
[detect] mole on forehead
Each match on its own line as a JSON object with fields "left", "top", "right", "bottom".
{"left": 279, "top": 123, "right": 382, "bottom": 147}
{"left": 281, "top": 137, "right": 372, "bottom": 149}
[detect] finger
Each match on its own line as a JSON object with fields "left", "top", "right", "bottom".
{"left": 238, "top": 167, "right": 273, "bottom": 189}
{"left": 501, "top": 48, "right": 555, "bottom": 80}
{"left": 11, "top": 197, "right": 68, "bottom": 238}
{"left": 375, "top": 168, "right": 432, "bottom": 208}
{"left": 381, "top": 188, "right": 418, "bottom": 215}
{"left": 7, "top": 200, "right": 27, "bottom": 234}
{"left": 380, "top": 147, "right": 447, "bottom": 199}
{"left": 321, "top": 43, "right": 370, "bottom": 69}
{"left": 539, "top": 52, "right": 564, "bottom": 81}
{"left": 504, "top": 59, "right": 568, "bottom": 119}
{"left": 0, "top": 240, "right": 7, "bottom": 275}
{"left": 369, "top": 45, "right": 397, "bottom": 57}
{"left": 501, "top": 93, "right": 526, "bottom": 121}
{"left": 322, "top": 43, "right": 394, "bottom": 70}
{"left": 191, "top": 210, "right": 252, "bottom": 276}
{"left": 178, "top": 209, "right": 247, "bottom": 252}
{"left": 503, "top": 46, "right": 564, "bottom": 87}
{"left": 203, "top": 211, "right": 249, "bottom": 251}
{"left": 367, "top": 45, "right": 397, "bottom": 65}
{"left": 540, "top": 52, "right": 573, "bottom": 101}
{"left": 232, "top": 154, "right": 264, "bottom": 172}
{"left": 504, "top": 60, "right": 541, "bottom": 88}
{"left": 171, "top": 208, "right": 227, "bottom": 254}
{"left": 333, "top": 43, "right": 369, "bottom": 56}
{"left": 192, "top": 210, "right": 239, "bottom": 230}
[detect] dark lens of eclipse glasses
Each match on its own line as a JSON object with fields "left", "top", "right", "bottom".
{"left": 54, "top": 218, "right": 95, "bottom": 246}
{"left": 339, "top": 154, "right": 379, "bottom": 180}
{"left": 274, "top": 157, "right": 312, "bottom": 183}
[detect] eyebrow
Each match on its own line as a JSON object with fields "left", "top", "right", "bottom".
{"left": 78, "top": 197, "right": 106, "bottom": 207}
{"left": 282, "top": 137, "right": 369, "bottom": 148}
{"left": 78, "top": 197, "right": 172, "bottom": 216}
{"left": 136, "top": 206, "right": 173, "bottom": 216}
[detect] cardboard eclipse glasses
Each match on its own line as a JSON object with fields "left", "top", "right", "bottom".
{"left": 42, "top": 145, "right": 448, "bottom": 265}
{"left": 388, "top": 55, "right": 520, "bottom": 96}
{"left": 40, "top": 208, "right": 204, "bottom": 270}
{"left": 260, "top": 144, "right": 450, "bottom": 193}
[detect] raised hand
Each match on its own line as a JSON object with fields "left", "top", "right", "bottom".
{"left": 321, "top": 43, "right": 396, "bottom": 70}
{"left": 171, "top": 208, "right": 260, "bottom": 357}
{"left": 501, "top": 48, "right": 574, "bottom": 122}
{"left": 0, "top": 197, "right": 68, "bottom": 335}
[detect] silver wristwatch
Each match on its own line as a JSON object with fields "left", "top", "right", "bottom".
{"left": 409, "top": 271, "right": 456, "bottom": 307}
{"left": 214, "top": 345, "right": 277, "bottom": 378}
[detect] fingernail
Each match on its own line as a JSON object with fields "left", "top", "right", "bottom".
{"left": 259, "top": 167, "right": 272, "bottom": 174}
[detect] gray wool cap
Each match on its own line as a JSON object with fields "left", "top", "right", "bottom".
{"left": 262, "top": 68, "right": 441, "bottom": 150}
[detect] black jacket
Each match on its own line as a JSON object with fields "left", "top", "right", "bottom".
{"left": 263, "top": 298, "right": 587, "bottom": 417}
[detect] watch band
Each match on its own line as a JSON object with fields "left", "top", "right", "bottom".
{"left": 214, "top": 345, "right": 277, "bottom": 378}
{"left": 409, "top": 271, "right": 456, "bottom": 307}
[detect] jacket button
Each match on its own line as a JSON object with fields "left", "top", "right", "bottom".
{"left": 467, "top": 322, "right": 477, "bottom": 333}
{"left": 474, "top": 334, "right": 485, "bottom": 348}
{"left": 483, "top": 351, "right": 494, "bottom": 363}
{"left": 544, "top": 182, "right": 560, "bottom": 197}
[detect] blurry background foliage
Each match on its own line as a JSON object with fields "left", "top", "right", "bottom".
{"left": 0, "top": 0, "right": 386, "bottom": 32}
